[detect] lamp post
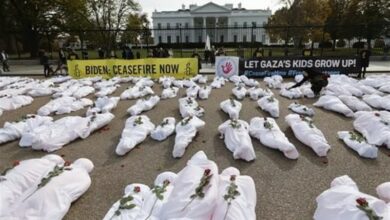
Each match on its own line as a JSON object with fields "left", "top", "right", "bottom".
{"left": 180, "top": 23, "right": 183, "bottom": 58}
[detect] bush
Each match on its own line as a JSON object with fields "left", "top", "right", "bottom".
{"left": 352, "top": 42, "right": 365, "bottom": 48}
{"left": 336, "top": 39, "right": 346, "bottom": 48}
{"left": 374, "top": 39, "right": 385, "bottom": 48}
{"left": 319, "top": 41, "right": 333, "bottom": 49}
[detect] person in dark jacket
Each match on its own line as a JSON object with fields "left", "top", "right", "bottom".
{"left": 42, "top": 52, "right": 53, "bottom": 77}
{"left": 191, "top": 49, "right": 202, "bottom": 72}
{"left": 0, "top": 50, "right": 10, "bottom": 72}
{"left": 358, "top": 44, "right": 371, "bottom": 78}
{"left": 288, "top": 68, "right": 329, "bottom": 96}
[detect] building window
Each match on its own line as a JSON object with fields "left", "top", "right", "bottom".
{"left": 158, "top": 36, "right": 162, "bottom": 43}
{"left": 234, "top": 35, "right": 237, "bottom": 43}
{"left": 262, "top": 34, "right": 266, "bottom": 43}
{"left": 198, "top": 35, "right": 202, "bottom": 43}
{"left": 234, "top": 22, "right": 238, "bottom": 28}
{"left": 157, "top": 23, "right": 161, "bottom": 29}
{"left": 220, "top": 35, "right": 224, "bottom": 43}
{"left": 252, "top": 35, "right": 256, "bottom": 42}
{"left": 243, "top": 22, "right": 247, "bottom": 28}
{"left": 167, "top": 23, "right": 170, "bottom": 29}
{"left": 185, "top": 36, "right": 189, "bottom": 43}
{"left": 185, "top": 23, "right": 189, "bottom": 28}
{"left": 176, "top": 35, "right": 180, "bottom": 43}
{"left": 167, "top": 36, "right": 171, "bottom": 44}
{"left": 252, "top": 22, "right": 257, "bottom": 27}
{"left": 176, "top": 23, "right": 180, "bottom": 28}
{"left": 262, "top": 22, "right": 267, "bottom": 27}
{"left": 243, "top": 35, "right": 247, "bottom": 43}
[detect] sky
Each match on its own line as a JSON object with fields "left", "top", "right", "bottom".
{"left": 138, "top": 0, "right": 284, "bottom": 23}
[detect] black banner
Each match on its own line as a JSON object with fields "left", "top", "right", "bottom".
{"left": 240, "top": 57, "right": 362, "bottom": 78}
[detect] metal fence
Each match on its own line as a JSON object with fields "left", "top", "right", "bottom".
{"left": 2, "top": 25, "right": 389, "bottom": 60}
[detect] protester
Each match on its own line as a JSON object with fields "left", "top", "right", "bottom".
{"left": 0, "top": 50, "right": 10, "bottom": 72}
{"left": 191, "top": 49, "right": 202, "bottom": 71}
{"left": 288, "top": 68, "right": 329, "bottom": 97}
{"left": 210, "top": 45, "right": 216, "bottom": 64}
{"left": 204, "top": 48, "right": 210, "bottom": 64}
{"left": 358, "top": 44, "right": 371, "bottom": 79}
{"left": 42, "top": 51, "right": 54, "bottom": 77}
{"left": 67, "top": 49, "right": 79, "bottom": 60}
{"left": 253, "top": 47, "right": 264, "bottom": 59}
{"left": 215, "top": 47, "right": 226, "bottom": 56}
{"left": 98, "top": 48, "right": 105, "bottom": 59}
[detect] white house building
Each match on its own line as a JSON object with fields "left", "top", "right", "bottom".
{"left": 151, "top": 2, "right": 272, "bottom": 45}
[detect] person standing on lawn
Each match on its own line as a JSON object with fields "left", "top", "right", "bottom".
{"left": 1, "top": 50, "right": 10, "bottom": 72}
{"left": 358, "top": 44, "right": 371, "bottom": 79}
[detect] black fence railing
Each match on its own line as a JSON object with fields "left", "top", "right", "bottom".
{"left": 1, "top": 25, "right": 389, "bottom": 60}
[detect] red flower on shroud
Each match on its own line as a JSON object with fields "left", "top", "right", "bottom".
{"left": 204, "top": 169, "right": 211, "bottom": 176}
{"left": 374, "top": 113, "right": 380, "bottom": 117}
{"left": 64, "top": 161, "right": 72, "bottom": 166}
{"left": 12, "top": 160, "right": 20, "bottom": 167}
{"left": 356, "top": 197, "right": 368, "bottom": 207}
{"left": 134, "top": 186, "right": 141, "bottom": 193}
{"left": 230, "top": 175, "right": 236, "bottom": 181}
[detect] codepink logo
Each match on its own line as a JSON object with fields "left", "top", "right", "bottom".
{"left": 221, "top": 62, "right": 233, "bottom": 74}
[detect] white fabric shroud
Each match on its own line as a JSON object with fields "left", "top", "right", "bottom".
{"left": 220, "top": 98, "right": 242, "bottom": 120}
{"left": 377, "top": 182, "right": 390, "bottom": 203}
{"left": 19, "top": 113, "right": 114, "bottom": 152}
{"left": 186, "top": 85, "right": 200, "bottom": 98}
{"left": 264, "top": 75, "right": 283, "bottom": 89}
{"left": 179, "top": 97, "right": 205, "bottom": 118}
{"left": 240, "top": 75, "right": 259, "bottom": 87}
{"left": 72, "top": 86, "right": 95, "bottom": 99}
{"left": 159, "top": 151, "right": 219, "bottom": 219}
{"left": 159, "top": 76, "right": 174, "bottom": 88}
{"left": 8, "top": 158, "right": 94, "bottom": 220}
{"left": 37, "top": 96, "right": 93, "bottom": 116}
{"left": 161, "top": 87, "right": 179, "bottom": 99}
{"left": 211, "top": 167, "right": 257, "bottom": 220}
{"left": 150, "top": 117, "right": 176, "bottom": 141}
{"left": 285, "top": 114, "right": 331, "bottom": 157}
{"left": 198, "top": 85, "right": 212, "bottom": 100}
{"left": 338, "top": 95, "right": 372, "bottom": 112}
{"left": 0, "top": 155, "right": 64, "bottom": 217}
{"left": 136, "top": 172, "right": 178, "bottom": 219}
{"left": 353, "top": 111, "right": 390, "bottom": 148}
{"left": 0, "top": 115, "right": 53, "bottom": 145}
{"left": 120, "top": 86, "right": 154, "bottom": 100}
{"left": 95, "top": 85, "right": 120, "bottom": 97}
{"left": 116, "top": 115, "right": 155, "bottom": 156}
{"left": 249, "top": 117, "right": 299, "bottom": 159}
{"left": 337, "top": 131, "right": 378, "bottom": 159}
{"left": 218, "top": 119, "right": 256, "bottom": 161}
{"left": 363, "top": 94, "right": 390, "bottom": 111}
{"left": 172, "top": 116, "right": 205, "bottom": 158}
{"left": 86, "top": 96, "right": 120, "bottom": 116}
{"left": 103, "top": 184, "right": 151, "bottom": 220}
{"left": 127, "top": 95, "right": 160, "bottom": 116}
{"left": 257, "top": 96, "right": 280, "bottom": 118}
{"left": 211, "top": 77, "right": 226, "bottom": 89}
{"left": 0, "top": 95, "right": 33, "bottom": 111}
{"left": 314, "top": 175, "right": 390, "bottom": 220}
{"left": 288, "top": 102, "right": 315, "bottom": 116}
{"left": 232, "top": 85, "right": 247, "bottom": 100}
{"left": 313, "top": 95, "right": 354, "bottom": 117}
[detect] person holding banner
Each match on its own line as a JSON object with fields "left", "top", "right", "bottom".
{"left": 288, "top": 68, "right": 329, "bottom": 97}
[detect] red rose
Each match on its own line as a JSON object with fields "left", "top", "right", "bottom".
{"left": 375, "top": 113, "right": 380, "bottom": 117}
{"left": 64, "top": 161, "right": 72, "bottom": 166}
{"left": 134, "top": 186, "right": 141, "bottom": 193}
{"left": 12, "top": 160, "right": 20, "bottom": 167}
{"left": 356, "top": 197, "right": 368, "bottom": 207}
{"left": 163, "top": 180, "right": 170, "bottom": 185}
{"left": 204, "top": 169, "right": 211, "bottom": 176}
{"left": 230, "top": 175, "right": 236, "bottom": 181}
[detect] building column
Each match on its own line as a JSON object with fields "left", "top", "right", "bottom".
{"left": 203, "top": 17, "right": 207, "bottom": 42}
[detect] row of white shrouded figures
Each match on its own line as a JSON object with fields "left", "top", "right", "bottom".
{"left": 1, "top": 151, "right": 389, "bottom": 220}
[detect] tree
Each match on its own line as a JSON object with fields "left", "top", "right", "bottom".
{"left": 121, "top": 12, "right": 151, "bottom": 46}
{"left": 325, "top": 0, "right": 348, "bottom": 50}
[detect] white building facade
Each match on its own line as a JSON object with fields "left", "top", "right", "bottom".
{"left": 151, "top": 2, "right": 272, "bottom": 45}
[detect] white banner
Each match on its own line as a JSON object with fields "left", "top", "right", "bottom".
{"left": 215, "top": 56, "right": 239, "bottom": 78}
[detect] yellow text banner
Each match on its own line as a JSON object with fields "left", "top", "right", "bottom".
{"left": 67, "top": 58, "right": 198, "bottom": 79}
